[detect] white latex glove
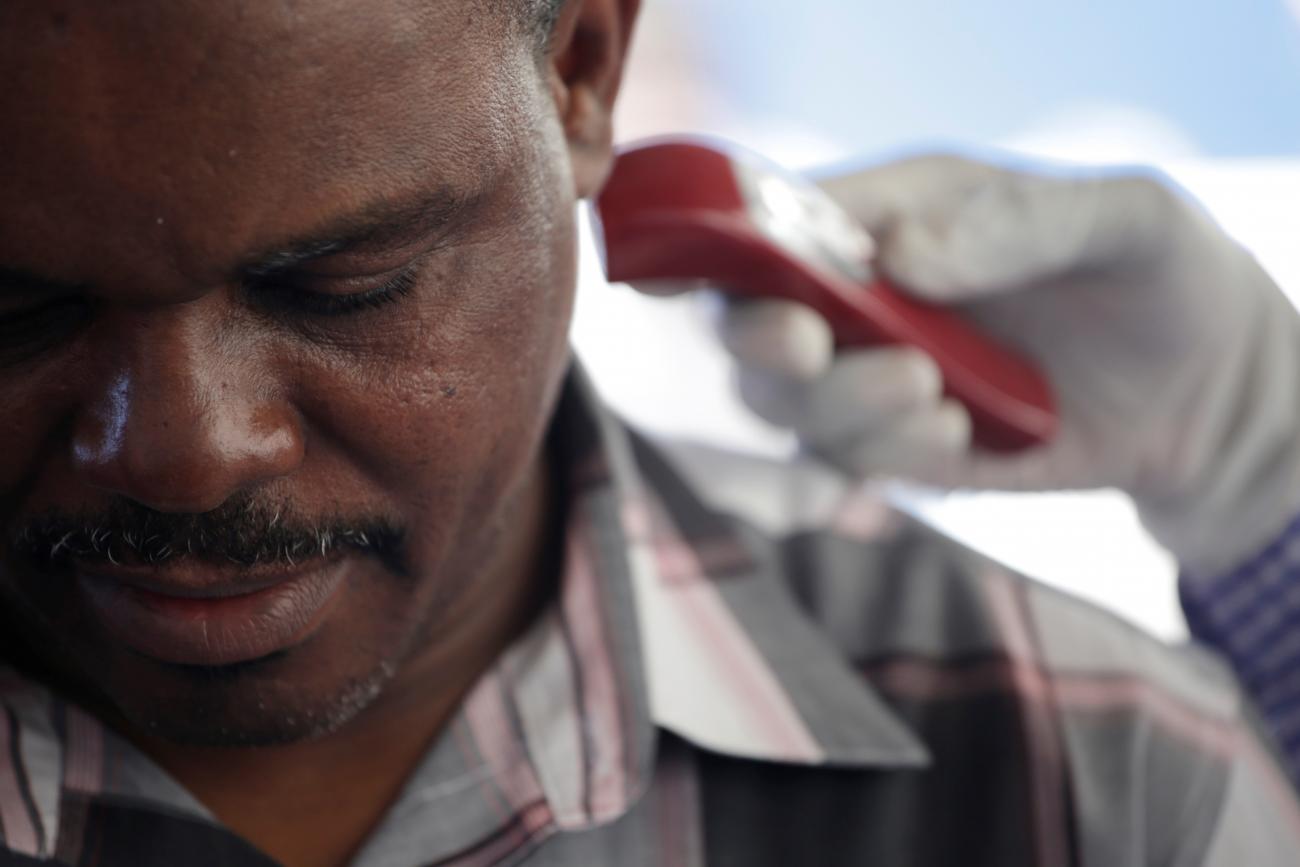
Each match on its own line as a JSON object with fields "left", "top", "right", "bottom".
{"left": 700, "top": 155, "right": 1300, "bottom": 575}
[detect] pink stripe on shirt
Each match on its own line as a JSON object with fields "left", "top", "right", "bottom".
{"left": 562, "top": 527, "right": 634, "bottom": 821}
{"left": 464, "top": 671, "right": 547, "bottom": 814}
{"left": 982, "top": 569, "right": 1069, "bottom": 867}
{"left": 0, "top": 710, "right": 39, "bottom": 856}
{"left": 646, "top": 501, "right": 822, "bottom": 763}
{"left": 61, "top": 706, "right": 103, "bottom": 795}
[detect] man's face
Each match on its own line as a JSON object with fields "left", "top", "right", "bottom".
{"left": 0, "top": 0, "right": 595, "bottom": 744}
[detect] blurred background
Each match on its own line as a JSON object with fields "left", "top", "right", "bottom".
{"left": 570, "top": 0, "right": 1300, "bottom": 641}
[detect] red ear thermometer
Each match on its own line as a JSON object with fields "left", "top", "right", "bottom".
{"left": 592, "top": 138, "right": 1057, "bottom": 452}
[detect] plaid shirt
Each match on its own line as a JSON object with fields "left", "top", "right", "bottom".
{"left": 1182, "top": 513, "right": 1300, "bottom": 789}
{"left": 2, "top": 363, "right": 1299, "bottom": 867}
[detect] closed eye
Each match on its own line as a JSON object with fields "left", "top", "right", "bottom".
{"left": 0, "top": 295, "right": 95, "bottom": 364}
{"left": 246, "top": 264, "right": 420, "bottom": 318}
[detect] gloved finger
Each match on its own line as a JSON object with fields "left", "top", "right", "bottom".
{"left": 798, "top": 347, "right": 946, "bottom": 445}
{"left": 814, "top": 154, "right": 999, "bottom": 236}
{"left": 735, "top": 366, "right": 814, "bottom": 429}
{"left": 713, "top": 298, "right": 834, "bottom": 381}
{"left": 626, "top": 278, "right": 712, "bottom": 297}
{"left": 877, "top": 171, "right": 1183, "bottom": 303}
{"left": 814, "top": 398, "right": 973, "bottom": 478}
{"left": 737, "top": 347, "right": 943, "bottom": 441}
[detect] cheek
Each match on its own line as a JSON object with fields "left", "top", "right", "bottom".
{"left": 292, "top": 195, "right": 578, "bottom": 540}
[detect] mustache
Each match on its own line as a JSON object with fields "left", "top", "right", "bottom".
{"left": 8, "top": 492, "right": 405, "bottom": 573}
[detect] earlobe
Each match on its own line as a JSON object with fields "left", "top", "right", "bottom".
{"left": 546, "top": 0, "right": 641, "bottom": 199}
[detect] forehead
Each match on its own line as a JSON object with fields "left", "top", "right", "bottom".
{"left": 0, "top": 0, "right": 536, "bottom": 288}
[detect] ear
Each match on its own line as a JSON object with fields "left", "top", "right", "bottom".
{"left": 546, "top": 0, "right": 642, "bottom": 199}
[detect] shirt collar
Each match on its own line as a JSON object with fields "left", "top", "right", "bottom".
{"left": 556, "top": 361, "right": 929, "bottom": 770}
{"left": 364, "top": 360, "right": 929, "bottom": 862}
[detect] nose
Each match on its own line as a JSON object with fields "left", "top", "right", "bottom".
{"left": 70, "top": 314, "right": 304, "bottom": 513}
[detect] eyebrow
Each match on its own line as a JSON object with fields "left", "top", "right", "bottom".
{"left": 239, "top": 185, "right": 477, "bottom": 279}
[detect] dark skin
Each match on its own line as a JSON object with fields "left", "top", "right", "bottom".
{"left": 0, "top": 1, "right": 640, "bottom": 865}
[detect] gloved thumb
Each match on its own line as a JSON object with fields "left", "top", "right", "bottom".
{"left": 818, "top": 155, "right": 1188, "bottom": 304}
{"left": 711, "top": 297, "right": 834, "bottom": 381}
{"left": 814, "top": 153, "right": 999, "bottom": 236}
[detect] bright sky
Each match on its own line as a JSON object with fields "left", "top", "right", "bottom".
{"left": 689, "top": 0, "right": 1300, "bottom": 159}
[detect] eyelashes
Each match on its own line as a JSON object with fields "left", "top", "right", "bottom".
{"left": 0, "top": 296, "right": 95, "bottom": 364}
{"left": 249, "top": 265, "right": 420, "bottom": 318}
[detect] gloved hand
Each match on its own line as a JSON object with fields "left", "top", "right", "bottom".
{"left": 669, "top": 154, "right": 1300, "bottom": 575}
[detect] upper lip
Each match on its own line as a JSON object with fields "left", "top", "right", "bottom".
{"left": 73, "top": 556, "right": 339, "bottom": 600}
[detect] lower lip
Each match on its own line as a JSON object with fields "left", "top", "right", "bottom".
{"left": 78, "top": 560, "right": 349, "bottom": 667}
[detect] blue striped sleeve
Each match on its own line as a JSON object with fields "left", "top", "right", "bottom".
{"left": 1180, "top": 512, "right": 1300, "bottom": 784}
